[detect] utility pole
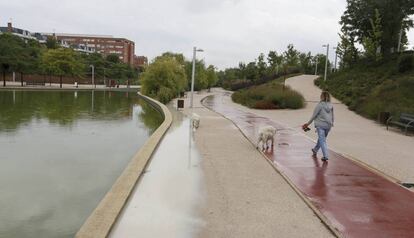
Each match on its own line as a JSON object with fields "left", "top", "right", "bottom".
{"left": 190, "top": 47, "right": 204, "bottom": 108}
{"left": 103, "top": 68, "right": 106, "bottom": 87}
{"left": 397, "top": 28, "right": 403, "bottom": 53}
{"left": 333, "top": 47, "right": 338, "bottom": 72}
{"left": 90, "top": 65, "right": 95, "bottom": 88}
{"left": 322, "top": 44, "right": 330, "bottom": 81}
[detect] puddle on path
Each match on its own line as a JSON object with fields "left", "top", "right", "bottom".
{"left": 109, "top": 107, "right": 205, "bottom": 238}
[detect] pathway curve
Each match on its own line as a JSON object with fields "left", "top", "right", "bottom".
{"left": 224, "top": 75, "right": 414, "bottom": 183}
{"left": 202, "top": 92, "right": 414, "bottom": 238}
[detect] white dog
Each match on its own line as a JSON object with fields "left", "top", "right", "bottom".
{"left": 191, "top": 113, "right": 200, "bottom": 129}
{"left": 256, "top": 126, "right": 277, "bottom": 150}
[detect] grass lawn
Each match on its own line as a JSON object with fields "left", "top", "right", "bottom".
{"left": 232, "top": 75, "right": 305, "bottom": 109}
{"left": 316, "top": 54, "right": 414, "bottom": 119}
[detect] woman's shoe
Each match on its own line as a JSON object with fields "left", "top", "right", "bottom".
{"left": 311, "top": 149, "right": 317, "bottom": 157}
{"left": 321, "top": 157, "right": 329, "bottom": 162}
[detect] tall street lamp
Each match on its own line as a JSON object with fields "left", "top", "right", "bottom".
{"left": 322, "top": 44, "right": 330, "bottom": 81}
{"left": 190, "top": 47, "right": 204, "bottom": 108}
{"left": 103, "top": 68, "right": 106, "bottom": 87}
{"left": 90, "top": 65, "right": 95, "bottom": 88}
{"left": 333, "top": 46, "right": 338, "bottom": 72}
{"left": 397, "top": 23, "right": 403, "bottom": 53}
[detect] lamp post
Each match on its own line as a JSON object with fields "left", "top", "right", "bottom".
{"left": 103, "top": 68, "right": 106, "bottom": 87}
{"left": 397, "top": 28, "right": 403, "bottom": 53}
{"left": 322, "top": 44, "right": 330, "bottom": 81}
{"left": 314, "top": 57, "right": 319, "bottom": 75}
{"left": 90, "top": 65, "right": 95, "bottom": 88}
{"left": 190, "top": 46, "right": 204, "bottom": 108}
{"left": 333, "top": 46, "right": 338, "bottom": 72}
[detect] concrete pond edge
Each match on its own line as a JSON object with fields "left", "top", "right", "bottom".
{"left": 75, "top": 93, "right": 172, "bottom": 238}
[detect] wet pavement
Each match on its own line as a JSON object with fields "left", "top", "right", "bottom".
{"left": 109, "top": 106, "right": 204, "bottom": 238}
{"left": 202, "top": 93, "right": 414, "bottom": 238}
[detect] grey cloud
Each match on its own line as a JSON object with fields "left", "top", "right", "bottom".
{"left": 1, "top": 0, "right": 413, "bottom": 69}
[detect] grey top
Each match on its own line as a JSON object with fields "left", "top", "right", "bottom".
{"left": 307, "top": 101, "right": 334, "bottom": 129}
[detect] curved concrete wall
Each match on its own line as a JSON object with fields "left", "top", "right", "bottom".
{"left": 75, "top": 93, "right": 172, "bottom": 238}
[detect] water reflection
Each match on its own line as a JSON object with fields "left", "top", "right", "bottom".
{"left": 110, "top": 106, "right": 204, "bottom": 238}
{"left": 0, "top": 90, "right": 162, "bottom": 133}
{"left": 0, "top": 90, "right": 163, "bottom": 238}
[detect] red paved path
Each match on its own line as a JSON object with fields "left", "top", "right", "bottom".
{"left": 202, "top": 93, "right": 414, "bottom": 238}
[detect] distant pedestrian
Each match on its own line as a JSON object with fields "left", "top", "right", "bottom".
{"left": 303, "top": 91, "right": 334, "bottom": 162}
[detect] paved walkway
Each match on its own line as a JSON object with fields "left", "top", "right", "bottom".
{"left": 202, "top": 93, "right": 414, "bottom": 238}
{"left": 183, "top": 92, "right": 333, "bottom": 238}
{"left": 224, "top": 75, "right": 414, "bottom": 183}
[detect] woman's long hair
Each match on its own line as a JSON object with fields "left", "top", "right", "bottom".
{"left": 321, "top": 91, "right": 331, "bottom": 102}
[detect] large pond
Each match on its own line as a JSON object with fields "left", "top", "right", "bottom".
{"left": 0, "top": 90, "right": 163, "bottom": 238}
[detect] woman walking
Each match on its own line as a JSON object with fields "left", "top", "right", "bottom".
{"left": 303, "top": 91, "right": 334, "bottom": 162}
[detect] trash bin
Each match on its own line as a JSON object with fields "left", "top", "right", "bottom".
{"left": 177, "top": 99, "right": 184, "bottom": 109}
{"left": 378, "top": 112, "right": 390, "bottom": 124}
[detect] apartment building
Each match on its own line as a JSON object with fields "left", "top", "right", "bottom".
{"left": 0, "top": 22, "right": 46, "bottom": 43}
{"left": 50, "top": 34, "right": 135, "bottom": 66}
{"left": 133, "top": 55, "right": 148, "bottom": 68}
{"left": 1, "top": 21, "right": 142, "bottom": 67}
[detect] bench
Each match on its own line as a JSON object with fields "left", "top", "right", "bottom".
{"left": 26, "top": 81, "right": 45, "bottom": 86}
{"left": 386, "top": 113, "right": 414, "bottom": 135}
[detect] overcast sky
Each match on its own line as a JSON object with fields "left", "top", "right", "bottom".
{"left": 1, "top": 0, "right": 413, "bottom": 69}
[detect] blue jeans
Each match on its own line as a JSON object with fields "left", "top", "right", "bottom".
{"left": 314, "top": 127, "right": 330, "bottom": 159}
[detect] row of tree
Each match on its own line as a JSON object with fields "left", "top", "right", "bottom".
{"left": 0, "top": 33, "right": 137, "bottom": 86}
{"left": 217, "top": 44, "right": 331, "bottom": 89}
{"left": 338, "top": 0, "right": 414, "bottom": 67}
{"left": 141, "top": 52, "right": 218, "bottom": 103}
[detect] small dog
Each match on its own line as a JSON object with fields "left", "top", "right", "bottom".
{"left": 256, "top": 126, "right": 277, "bottom": 151}
{"left": 191, "top": 113, "right": 200, "bottom": 129}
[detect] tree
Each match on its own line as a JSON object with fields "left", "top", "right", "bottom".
{"left": 257, "top": 53, "right": 267, "bottom": 78}
{"left": 106, "top": 54, "right": 120, "bottom": 64}
{"left": 245, "top": 61, "right": 258, "bottom": 81}
{"left": 298, "top": 52, "right": 313, "bottom": 74}
{"left": 40, "top": 48, "right": 84, "bottom": 88}
{"left": 82, "top": 53, "right": 106, "bottom": 78}
{"left": 362, "top": 8, "right": 383, "bottom": 61}
{"left": 141, "top": 55, "right": 187, "bottom": 103}
{"left": 284, "top": 44, "right": 299, "bottom": 67}
{"left": 313, "top": 54, "right": 332, "bottom": 75}
{"left": 337, "top": 31, "right": 359, "bottom": 68}
{"left": 0, "top": 33, "right": 42, "bottom": 86}
{"left": 185, "top": 59, "right": 208, "bottom": 91}
{"left": 238, "top": 62, "right": 247, "bottom": 79}
{"left": 0, "top": 34, "right": 24, "bottom": 86}
{"left": 46, "top": 36, "right": 58, "bottom": 49}
{"left": 206, "top": 65, "right": 218, "bottom": 91}
{"left": 340, "top": 0, "right": 414, "bottom": 57}
{"left": 267, "top": 51, "right": 283, "bottom": 75}
{"left": 159, "top": 52, "right": 185, "bottom": 66}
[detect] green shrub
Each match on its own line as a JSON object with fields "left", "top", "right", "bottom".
{"left": 157, "top": 87, "right": 175, "bottom": 104}
{"left": 231, "top": 79, "right": 305, "bottom": 110}
{"left": 141, "top": 56, "right": 187, "bottom": 103}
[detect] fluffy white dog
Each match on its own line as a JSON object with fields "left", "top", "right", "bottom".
{"left": 256, "top": 125, "right": 277, "bottom": 150}
{"left": 191, "top": 113, "right": 200, "bottom": 129}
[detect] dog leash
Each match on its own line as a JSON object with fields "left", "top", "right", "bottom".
{"left": 275, "top": 125, "right": 311, "bottom": 133}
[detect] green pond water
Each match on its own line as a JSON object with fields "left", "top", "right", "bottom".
{"left": 0, "top": 90, "right": 163, "bottom": 238}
